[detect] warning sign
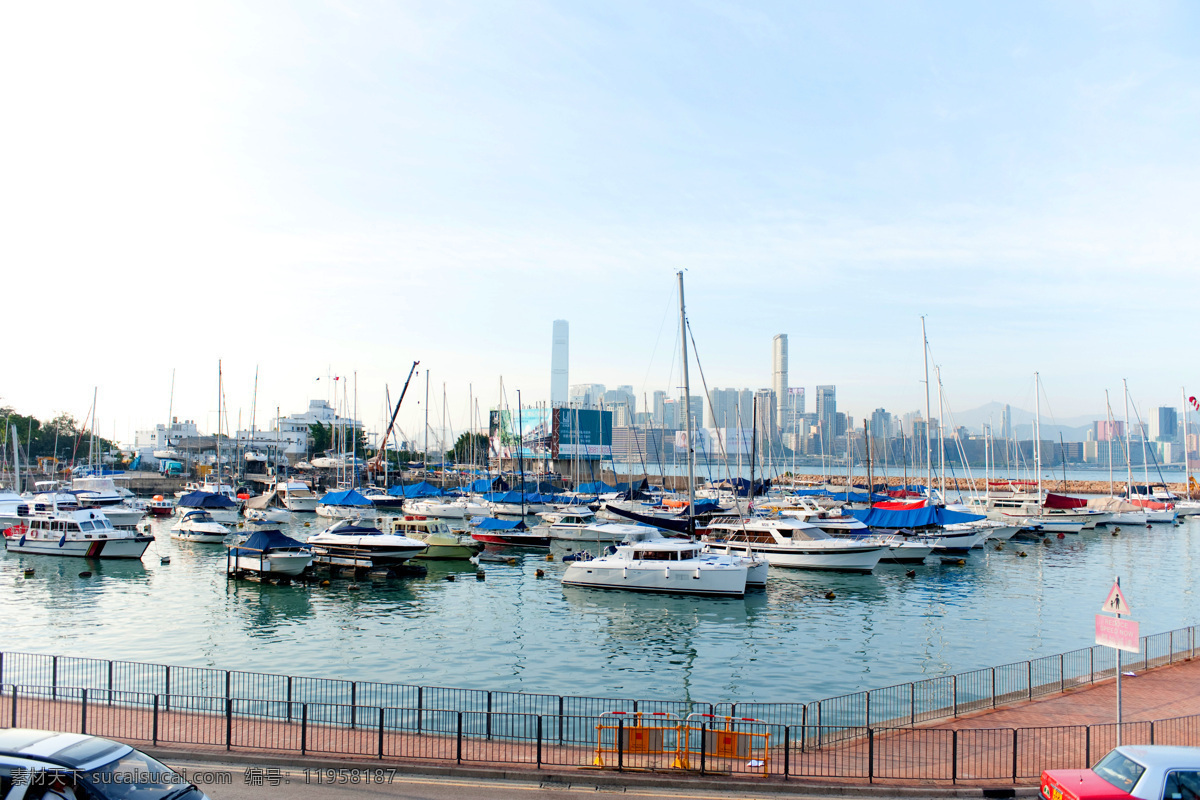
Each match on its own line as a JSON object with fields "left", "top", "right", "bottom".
{"left": 1101, "top": 583, "right": 1132, "bottom": 616}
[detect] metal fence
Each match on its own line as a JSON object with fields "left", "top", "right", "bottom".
{"left": 1, "top": 624, "right": 1192, "bottom": 740}
{"left": 4, "top": 682, "right": 1199, "bottom": 783}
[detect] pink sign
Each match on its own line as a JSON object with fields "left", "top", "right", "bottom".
{"left": 1095, "top": 614, "right": 1140, "bottom": 653}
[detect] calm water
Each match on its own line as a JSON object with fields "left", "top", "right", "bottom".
{"left": 1, "top": 513, "right": 1197, "bottom": 705}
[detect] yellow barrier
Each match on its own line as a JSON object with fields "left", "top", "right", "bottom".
{"left": 593, "top": 711, "right": 770, "bottom": 775}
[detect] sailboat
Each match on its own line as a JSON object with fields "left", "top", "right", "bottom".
{"left": 562, "top": 272, "right": 750, "bottom": 596}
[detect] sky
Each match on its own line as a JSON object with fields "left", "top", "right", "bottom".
{"left": 2, "top": 1, "right": 1199, "bottom": 446}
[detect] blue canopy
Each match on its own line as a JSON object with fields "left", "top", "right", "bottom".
{"left": 318, "top": 489, "right": 373, "bottom": 507}
{"left": 178, "top": 491, "right": 237, "bottom": 509}
{"left": 578, "top": 481, "right": 617, "bottom": 493}
{"left": 230, "top": 529, "right": 309, "bottom": 557}
{"left": 468, "top": 477, "right": 509, "bottom": 492}
{"left": 472, "top": 517, "right": 528, "bottom": 531}
{"left": 827, "top": 491, "right": 893, "bottom": 504}
{"left": 850, "top": 505, "right": 986, "bottom": 528}
{"left": 392, "top": 481, "right": 444, "bottom": 498}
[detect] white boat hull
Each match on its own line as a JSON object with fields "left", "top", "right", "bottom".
{"left": 5, "top": 535, "right": 152, "bottom": 559}
{"left": 562, "top": 560, "right": 747, "bottom": 596}
{"left": 231, "top": 553, "right": 313, "bottom": 576}
{"left": 705, "top": 540, "right": 885, "bottom": 572}
{"left": 316, "top": 505, "right": 375, "bottom": 519}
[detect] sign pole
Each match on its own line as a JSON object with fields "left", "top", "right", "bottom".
{"left": 1115, "top": 575, "right": 1122, "bottom": 747}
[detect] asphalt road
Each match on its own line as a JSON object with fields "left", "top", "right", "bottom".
{"left": 169, "top": 760, "right": 832, "bottom": 800}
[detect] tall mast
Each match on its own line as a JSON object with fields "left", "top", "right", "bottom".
{"left": 937, "top": 365, "right": 945, "bottom": 501}
{"left": 1184, "top": 387, "right": 1193, "bottom": 499}
{"left": 1106, "top": 390, "right": 1114, "bottom": 497}
{"left": 424, "top": 370, "right": 430, "bottom": 474}
{"left": 166, "top": 369, "right": 175, "bottom": 451}
{"left": 1035, "top": 372, "right": 1042, "bottom": 500}
{"left": 1123, "top": 379, "right": 1132, "bottom": 497}
{"left": 517, "top": 389, "right": 526, "bottom": 517}
{"left": 921, "top": 317, "right": 932, "bottom": 498}
{"left": 216, "top": 363, "right": 222, "bottom": 486}
{"left": 678, "top": 271, "right": 696, "bottom": 530}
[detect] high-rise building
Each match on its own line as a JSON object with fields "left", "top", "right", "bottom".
{"left": 550, "top": 320, "right": 569, "bottom": 408}
{"left": 1002, "top": 404, "right": 1012, "bottom": 441}
{"left": 568, "top": 383, "right": 605, "bottom": 408}
{"left": 753, "top": 389, "right": 777, "bottom": 447}
{"left": 1151, "top": 407, "right": 1179, "bottom": 442}
{"left": 1095, "top": 420, "right": 1124, "bottom": 442}
{"left": 772, "top": 334, "right": 787, "bottom": 434}
{"left": 815, "top": 385, "right": 836, "bottom": 449}
{"left": 869, "top": 408, "right": 892, "bottom": 439}
{"left": 652, "top": 390, "right": 666, "bottom": 425}
{"left": 708, "top": 388, "right": 739, "bottom": 429}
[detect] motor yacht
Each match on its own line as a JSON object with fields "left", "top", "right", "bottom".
{"left": 3, "top": 504, "right": 152, "bottom": 558}
{"left": 562, "top": 528, "right": 748, "bottom": 597}
{"left": 171, "top": 510, "right": 230, "bottom": 543}
{"left": 275, "top": 480, "right": 319, "bottom": 512}
{"left": 228, "top": 529, "right": 313, "bottom": 576}
{"left": 175, "top": 490, "right": 240, "bottom": 524}
{"left": 388, "top": 516, "right": 483, "bottom": 559}
{"left": 701, "top": 515, "right": 888, "bottom": 572}
{"left": 307, "top": 518, "right": 427, "bottom": 567}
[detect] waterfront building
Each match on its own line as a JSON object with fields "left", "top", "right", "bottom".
{"left": 1151, "top": 407, "right": 1179, "bottom": 442}
{"left": 815, "top": 385, "right": 836, "bottom": 453}
{"left": 1002, "top": 404, "right": 1012, "bottom": 440}
{"left": 133, "top": 418, "right": 201, "bottom": 455}
{"left": 869, "top": 408, "right": 892, "bottom": 440}
{"left": 551, "top": 320, "right": 569, "bottom": 408}
{"left": 1095, "top": 420, "right": 1124, "bottom": 442}
{"left": 652, "top": 390, "right": 666, "bottom": 425}
{"left": 772, "top": 334, "right": 787, "bottom": 435}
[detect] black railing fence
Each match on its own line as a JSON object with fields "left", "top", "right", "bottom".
{"left": 0, "top": 624, "right": 1195, "bottom": 782}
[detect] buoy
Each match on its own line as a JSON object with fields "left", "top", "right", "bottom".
{"left": 79, "top": 571, "right": 92, "bottom": 578}
{"left": 305, "top": 522, "right": 311, "bottom": 527}
{"left": 320, "top": 579, "right": 331, "bottom": 587}
{"left": 153, "top": 495, "right": 164, "bottom": 501}
{"left": 1113, "top": 527, "right": 1121, "bottom": 533}
{"left": 347, "top": 584, "right": 360, "bottom": 591}
{"left": 237, "top": 522, "right": 244, "bottom": 528}
{"left": 905, "top": 570, "right": 916, "bottom": 578}
{"left": 956, "top": 559, "right": 965, "bottom": 566}
{"left": 994, "top": 543, "right": 1004, "bottom": 551}
{"left": 1043, "top": 539, "right": 1052, "bottom": 546}
{"left": 535, "top": 569, "right": 545, "bottom": 578}
{"left": 1057, "top": 532, "right": 1065, "bottom": 539}
{"left": 545, "top": 554, "right": 554, "bottom": 561}
{"left": 446, "top": 574, "right": 456, "bottom": 581}
{"left": 23, "top": 569, "right": 34, "bottom": 578}
{"left": 506, "top": 557, "right": 518, "bottom": 566}
{"left": 476, "top": 570, "right": 486, "bottom": 581}
{"left": 824, "top": 591, "right": 836, "bottom": 600}
{"left": 1018, "top": 551, "right": 1028, "bottom": 557}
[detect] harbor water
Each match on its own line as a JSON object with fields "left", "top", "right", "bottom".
{"left": 2, "top": 513, "right": 1197, "bottom": 706}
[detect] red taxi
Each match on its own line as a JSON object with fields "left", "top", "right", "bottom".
{"left": 1042, "top": 746, "right": 1200, "bottom": 800}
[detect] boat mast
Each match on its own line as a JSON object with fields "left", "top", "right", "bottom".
{"left": 1106, "top": 390, "right": 1114, "bottom": 497}
{"left": 517, "top": 389, "right": 526, "bottom": 518}
{"left": 749, "top": 395, "right": 757, "bottom": 515}
{"left": 678, "top": 271, "right": 696, "bottom": 532}
{"left": 216, "top": 363, "right": 222, "bottom": 488}
{"left": 921, "top": 317, "right": 933, "bottom": 500}
{"left": 1034, "top": 372, "right": 1041, "bottom": 501}
{"left": 166, "top": 369, "right": 175, "bottom": 453}
{"left": 1184, "top": 387, "right": 1193, "bottom": 499}
{"left": 936, "top": 365, "right": 945, "bottom": 501}
{"left": 424, "top": 370, "right": 430, "bottom": 476}
{"left": 1123, "top": 379, "right": 1132, "bottom": 497}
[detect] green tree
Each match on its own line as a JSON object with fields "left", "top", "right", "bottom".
{"left": 446, "top": 433, "right": 489, "bottom": 465}
{"left": 308, "top": 423, "right": 332, "bottom": 455}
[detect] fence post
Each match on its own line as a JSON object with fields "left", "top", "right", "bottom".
{"left": 865, "top": 690, "right": 871, "bottom": 727}
{"left": 802, "top": 704, "right": 808, "bottom": 747}
{"left": 1012, "top": 728, "right": 1018, "bottom": 783}
{"left": 911, "top": 683, "right": 915, "bottom": 725}
{"left": 107, "top": 660, "right": 113, "bottom": 705}
{"left": 992, "top": 669, "right": 997, "bottom": 709}
{"left": 1171, "top": 632, "right": 1175, "bottom": 664}
{"left": 537, "top": 716, "right": 543, "bottom": 769}
{"left": 152, "top": 695, "right": 159, "bottom": 746}
{"left": 52, "top": 655, "right": 58, "bottom": 699}
{"left": 456, "top": 712, "right": 462, "bottom": 764}
{"left": 1060, "top": 654, "right": 1065, "bottom": 693}
{"left": 952, "top": 729, "right": 958, "bottom": 785}
{"left": 868, "top": 728, "right": 874, "bottom": 784}
{"left": 698, "top": 722, "right": 704, "bottom": 774}
{"left": 1090, "top": 647, "right": 1095, "bottom": 682}
{"left": 1143, "top": 638, "right": 1148, "bottom": 671}
{"left": 1150, "top": 721, "right": 1155, "bottom": 745}
{"left": 617, "top": 719, "right": 624, "bottom": 772}
{"left": 11, "top": 685, "right": 17, "bottom": 728}
{"left": 165, "top": 665, "right": 171, "bottom": 713}
{"left": 224, "top": 670, "right": 230, "bottom": 704}
{"left": 80, "top": 688, "right": 87, "bottom": 735}
{"left": 350, "top": 682, "right": 357, "bottom": 729}
{"left": 952, "top": 675, "right": 958, "bottom": 716}
{"left": 487, "top": 691, "right": 493, "bottom": 740}
{"left": 374, "top": 707, "right": 382, "bottom": 759}
{"left": 0, "top": 653, "right": 4, "bottom": 685}
{"left": 784, "top": 726, "right": 790, "bottom": 778}
{"left": 417, "top": 687, "right": 423, "bottom": 734}
{"left": 286, "top": 676, "right": 293, "bottom": 722}
{"left": 1027, "top": 661, "right": 1032, "bottom": 699}
{"left": 301, "top": 704, "right": 307, "bottom": 755}
{"left": 558, "top": 696, "right": 564, "bottom": 744}
{"left": 225, "top": 698, "right": 232, "bottom": 750}
{"left": 1086, "top": 724, "right": 1090, "bottom": 767}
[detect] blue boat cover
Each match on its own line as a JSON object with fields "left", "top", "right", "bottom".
{"left": 388, "top": 481, "right": 445, "bottom": 498}
{"left": 318, "top": 489, "right": 373, "bottom": 506}
{"left": 472, "top": 517, "right": 528, "bottom": 531}
{"left": 468, "top": 478, "right": 510, "bottom": 492}
{"left": 178, "top": 491, "right": 237, "bottom": 509}
{"left": 577, "top": 481, "right": 617, "bottom": 493}
{"left": 850, "top": 505, "right": 985, "bottom": 528}
{"left": 827, "top": 491, "right": 893, "bottom": 504}
{"left": 230, "top": 529, "right": 309, "bottom": 557}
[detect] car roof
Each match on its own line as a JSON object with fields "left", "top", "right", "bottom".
{"left": 1118, "top": 745, "right": 1200, "bottom": 769}
{"left": 0, "top": 729, "right": 131, "bottom": 771}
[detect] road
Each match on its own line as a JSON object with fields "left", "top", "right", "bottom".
{"left": 169, "top": 760, "right": 835, "bottom": 800}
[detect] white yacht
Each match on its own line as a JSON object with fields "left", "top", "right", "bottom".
{"left": 537, "top": 508, "right": 609, "bottom": 540}
{"left": 3, "top": 504, "right": 152, "bottom": 559}
{"left": 562, "top": 528, "right": 748, "bottom": 597}
{"left": 307, "top": 518, "right": 427, "bottom": 567}
{"left": 228, "top": 529, "right": 313, "bottom": 576}
{"left": 701, "top": 515, "right": 888, "bottom": 572}
{"left": 171, "top": 510, "right": 230, "bottom": 543}
{"left": 175, "top": 491, "right": 240, "bottom": 524}
{"left": 275, "top": 480, "right": 319, "bottom": 512}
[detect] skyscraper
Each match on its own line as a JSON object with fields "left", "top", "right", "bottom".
{"left": 815, "top": 385, "right": 837, "bottom": 448}
{"left": 772, "top": 334, "right": 788, "bottom": 435}
{"left": 1002, "top": 404, "right": 1012, "bottom": 441}
{"left": 550, "top": 320, "right": 569, "bottom": 408}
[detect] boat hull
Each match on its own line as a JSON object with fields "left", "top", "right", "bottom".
{"left": 231, "top": 553, "right": 313, "bottom": 576}
{"left": 562, "top": 562, "right": 747, "bottom": 596}
{"left": 4, "top": 535, "right": 152, "bottom": 559}
{"left": 470, "top": 532, "right": 551, "bottom": 548}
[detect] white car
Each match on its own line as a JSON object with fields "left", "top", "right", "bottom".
{"left": 0, "top": 729, "right": 210, "bottom": 799}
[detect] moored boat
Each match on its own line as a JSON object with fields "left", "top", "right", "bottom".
{"left": 562, "top": 528, "right": 748, "bottom": 596}
{"left": 228, "top": 529, "right": 313, "bottom": 576}
{"left": 3, "top": 506, "right": 152, "bottom": 559}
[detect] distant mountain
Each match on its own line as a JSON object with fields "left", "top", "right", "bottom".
{"left": 949, "top": 402, "right": 1101, "bottom": 439}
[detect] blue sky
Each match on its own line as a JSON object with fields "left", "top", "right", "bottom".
{"left": 2, "top": 1, "right": 1198, "bottom": 442}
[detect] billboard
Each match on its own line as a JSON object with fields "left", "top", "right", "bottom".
{"left": 673, "top": 428, "right": 753, "bottom": 456}
{"left": 489, "top": 407, "right": 552, "bottom": 460}
{"left": 551, "top": 408, "right": 612, "bottom": 459}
